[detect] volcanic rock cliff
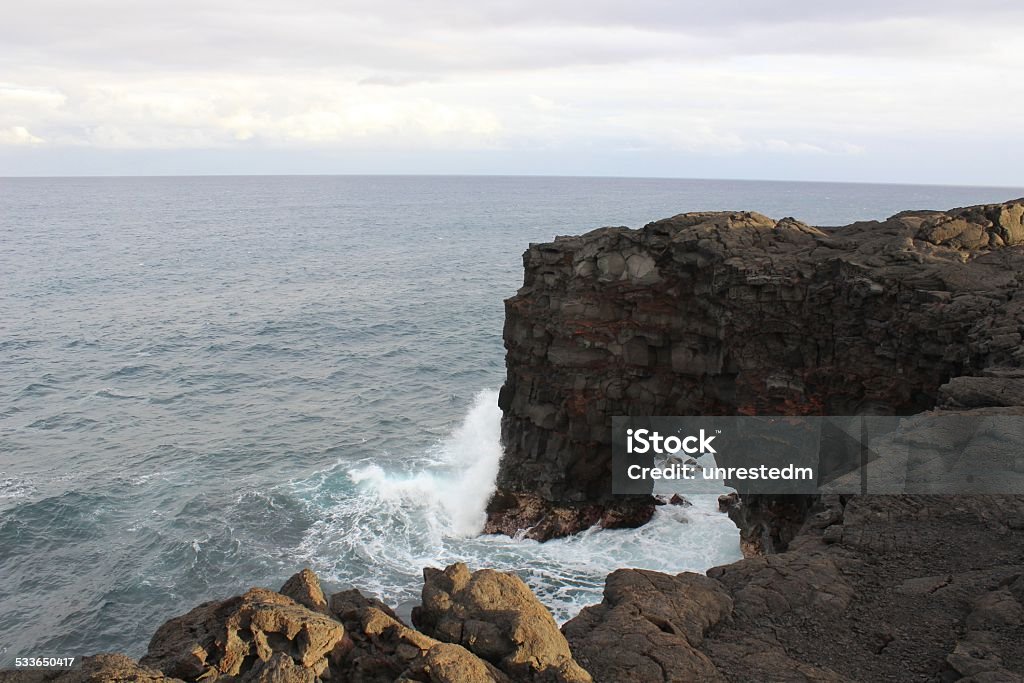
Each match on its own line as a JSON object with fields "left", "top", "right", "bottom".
{"left": 486, "top": 199, "right": 1024, "bottom": 541}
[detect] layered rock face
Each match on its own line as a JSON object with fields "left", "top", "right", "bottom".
{"left": 488, "top": 200, "right": 1024, "bottom": 539}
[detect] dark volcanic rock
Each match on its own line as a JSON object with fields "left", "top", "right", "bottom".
{"left": 483, "top": 490, "right": 655, "bottom": 541}
{"left": 564, "top": 495, "right": 1024, "bottom": 682}
{"left": 562, "top": 569, "right": 732, "bottom": 683}
{"left": 489, "top": 199, "right": 1024, "bottom": 538}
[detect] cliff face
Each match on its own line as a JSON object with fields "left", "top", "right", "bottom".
{"left": 487, "top": 200, "right": 1024, "bottom": 539}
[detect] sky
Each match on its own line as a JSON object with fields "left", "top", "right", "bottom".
{"left": 1, "top": 0, "right": 1022, "bottom": 184}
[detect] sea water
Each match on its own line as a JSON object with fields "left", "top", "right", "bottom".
{"left": 1, "top": 175, "right": 1020, "bottom": 664}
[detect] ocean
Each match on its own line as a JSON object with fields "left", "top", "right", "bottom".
{"left": 1, "top": 175, "right": 1020, "bottom": 665}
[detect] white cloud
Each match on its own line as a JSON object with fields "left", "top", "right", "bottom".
{"left": 0, "top": 85, "right": 66, "bottom": 109}
{"left": 11, "top": 77, "right": 504, "bottom": 150}
{"left": 0, "top": 126, "right": 44, "bottom": 145}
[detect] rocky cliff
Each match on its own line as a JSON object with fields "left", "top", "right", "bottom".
{"left": 487, "top": 199, "right": 1024, "bottom": 540}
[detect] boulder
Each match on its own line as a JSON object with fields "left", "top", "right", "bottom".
{"left": 238, "top": 653, "right": 316, "bottom": 683}
{"left": 412, "top": 563, "right": 592, "bottom": 682}
{"left": 141, "top": 587, "right": 345, "bottom": 681}
{"left": 280, "top": 568, "right": 329, "bottom": 614}
{"left": 562, "top": 570, "right": 732, "bottom": 683}
{"left": 336, "top": 602, "right": 509, "bottom": 683}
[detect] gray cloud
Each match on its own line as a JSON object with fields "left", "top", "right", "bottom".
{"left": 3, "top": 0, "right": 1021, "bottom": 74}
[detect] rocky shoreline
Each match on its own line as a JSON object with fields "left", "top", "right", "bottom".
{"left": 5, "top": 199, "right": 1024, "bottom": 681}
{"left": 3, "top": 492, "right": 1022, "bottom": 682}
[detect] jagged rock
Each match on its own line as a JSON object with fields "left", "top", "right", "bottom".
{"left": 944, "top": 574, "right": 1024, "bottom": 682}
{"left": 336, "top": 602, "right": 509, "bottom": 683}
{"left": 566, "top": 496, "right": 1021, "bottom": 682}
{"left": 141, "top": 586, "right": 345, "bottom": 681}
{"left": 726, "top": 494, "right": 817, "bottom": 555}
{"left": 482, "top": 491, "right": 654, "bottom": 541}
{"left": 939, "top": 376, "right": 1024, "bottom": 409}
{"left": 412, "top": 563, "right": 592, "bottom": 682}
{"left": 329, "top": 588, "right": 402, "bottom": 624}
{"left": 280, "top": 569, "right": 329, "bottom": 614}
{"left": 489, "top": 199, "right": 1024, "bottom": 538}
{"left": 238, "top": 653, "right": 316, "bottom": 683}
{"left": 716, "top": 492, "right": 739, "bottom": 512}
{"left": 562, "top": 570, "right": 732, "bottom": 683}
{"left": 402, "top": 642, "right": 512, "bottom": 683}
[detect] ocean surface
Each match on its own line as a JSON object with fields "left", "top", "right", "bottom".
{"left": 1, "top": 175, "right": 1021, "bottom": 665}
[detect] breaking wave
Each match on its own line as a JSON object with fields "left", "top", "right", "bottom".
{"left": 290, "top": 389, "right": 742, "bottom": 622}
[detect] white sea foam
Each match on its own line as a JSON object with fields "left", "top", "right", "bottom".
{"left": 294, "top": 389, "right": 742, "bottom": 622}
{"left": 0, "top": 474, "right": 36, "bottom": 501}
{"left": 348, "top": 388, "right": 501, "bottom": 538}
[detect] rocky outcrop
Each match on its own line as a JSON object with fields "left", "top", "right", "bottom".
{"left": 330, "top": 592, "right": 510, "bottom": 683}
{"left": 489, "top": 199, "right": 1024, "bottom": 539}
{"left": 6, "top": 520, "right": 1023, "bottom": 683}
{"left": 281, "top": 568, "right": 330, "bottom": 614}
{"left": 563, "top": 494, "right": 1024, "bottom": 682}
{"left": 3, "top": 568, "right": 587, "bottom": 683}
{"left": 140, "top": 585, "right": 346, "bottom": 681}
{"left": 412, "top": 563, "right": 591, "bottom": 683}
{"left": 562, "top": 570, "right": 732, "bottom": 682}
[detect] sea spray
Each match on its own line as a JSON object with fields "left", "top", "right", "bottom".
{"left": 292, "top": 389, "right": 742, "bottom": 622}
{"left": 349, "top": 389, "right": 502, "bottom": 538}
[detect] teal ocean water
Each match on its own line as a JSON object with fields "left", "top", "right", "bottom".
{"left": 1, "top": 175, "right": 1020, "bottom": 664}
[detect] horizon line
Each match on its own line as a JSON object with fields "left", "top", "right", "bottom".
{"left": 1, "top": 171, "right": 1023, "bottom": 191}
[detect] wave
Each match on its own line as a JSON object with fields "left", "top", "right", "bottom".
{"left": 100, "top": 365, "right": 156, "bottom": 380}
{"left": 289, "top": 388, "right": 741, "bottom": 622}
{"left": 347, "top": 388, "right": 502, "bottom": 539}
{"left": 0, "top": 474, "right": 37, "bottom": 501}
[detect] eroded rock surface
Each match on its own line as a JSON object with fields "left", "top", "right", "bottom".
{"left": 412, "top": 563, "right": 592, "bottom": 683}
{"left": 280, "top": 568, "right": 330, "bottom": 614}
{"left": 562, "top": 570, "right": 732, "bottom": 683}
{"left": 563, "top": 495, "right": 1024, "bottom": 682}
{"left": 332, "top": 599, "right": 509, "bottom": 683}
{"left": 140, "top": 585, "right": 345, "bottom": 681}
{"left": 9, "top": 569, "right": 536, "bottom": 683}
{"left": 489, "top": 200, "right": 1024, "bottom": 538}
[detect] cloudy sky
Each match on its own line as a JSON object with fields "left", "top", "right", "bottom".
{"left": 2, "top": 0, "right": 1022, "bottom": 183}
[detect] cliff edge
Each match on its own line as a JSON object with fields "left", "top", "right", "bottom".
{"left": 487, "top": 199, "right": 1024, "bottom": 540}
